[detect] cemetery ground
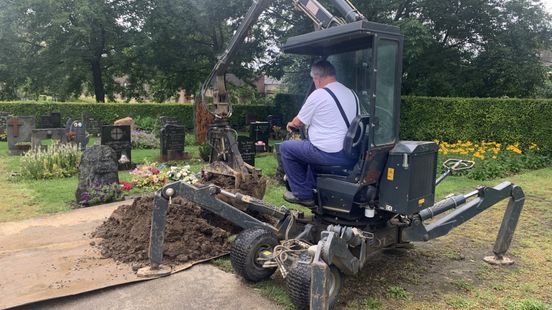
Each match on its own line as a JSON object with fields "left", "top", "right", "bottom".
{"left": 0, "top": 139, "right": 551, "bottom": 309}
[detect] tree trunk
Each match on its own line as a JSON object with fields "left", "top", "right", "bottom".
{"left": 91, "top": 59, "right": 105, "bottom": 103}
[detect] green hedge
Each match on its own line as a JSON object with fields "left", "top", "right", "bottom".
{"left": 400, "top": 97, "right": 552, "bottom": 153}
{"left": 1, "top": 96, "right": 550, "bottom": 153}
{"left": 0, "top": 101, "right": 195, "bottom": 128}
{"left": 0, "top": 95, "right": 301, "bottom": 130}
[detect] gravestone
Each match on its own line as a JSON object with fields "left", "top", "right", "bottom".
{"left": 160, "top": 124, "right": 188, "bottom": 162}
{"left": 66, "top": 119, "right": 89, "bottom": 150}
{"left": 82, "top": 112, "right": 101, "bottom": 136}
{"left": 101, "top": 125, "right": 132, "bottom": 170}
{"left": 75, "top": 145, "right": 119, "bottom": 202}
{"left": 38, "top": 112, "right": 62, "bottom": 129}
{"left": 39, "top": 115, "right": 53, "bottom": 129}
{"left": 31, "top": 128, "right": 68, "bottom": 151}
{"left": 0, "top": 112, "right": 10, "bottom": 140}
{"left": 249, "top": 121, "right": 271, "bottom": 153}
{"left": 159, "top": 116, "right": 179, "bottom": 127}
{"left": 7, "top": 116, "right": 35, "bottom": 155}
{"left": 238, "top": 135, "right": 255, "bottom": 166}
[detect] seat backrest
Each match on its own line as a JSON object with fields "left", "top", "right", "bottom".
{"left": 342, "top": 115, "right": 370, "bottom": 160}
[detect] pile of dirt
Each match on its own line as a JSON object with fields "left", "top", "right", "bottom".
{"left": 93, "top": 170, "right": 271, "bottom": 267}
{"left": 93, "top": 195, "right": 234, "bottom": 266}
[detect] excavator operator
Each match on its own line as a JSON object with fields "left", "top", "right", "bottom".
{"left": 280, "top": 60, "right": 359, "bottom": 207}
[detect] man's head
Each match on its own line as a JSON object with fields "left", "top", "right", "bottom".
{"left": 310, "top": 60, "right": 337, "bottom": 89}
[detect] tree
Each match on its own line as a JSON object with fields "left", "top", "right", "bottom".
{"left": 0, "top": 0, "right": 132, "bottom": 102}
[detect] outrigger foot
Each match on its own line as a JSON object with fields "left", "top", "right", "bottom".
{"left": 136, "top": 265, "right": 172, "bottom": 278}
{"left": 483, "top": 255, "right": 514, "bottom": 266}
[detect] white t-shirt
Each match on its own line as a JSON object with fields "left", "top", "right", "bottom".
{"left": 297, "top": 81, "right": 358, "bottom": 153}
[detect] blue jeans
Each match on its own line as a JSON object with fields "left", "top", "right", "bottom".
{"left": 279, "top": 140, "right": 352, "bottom": 200}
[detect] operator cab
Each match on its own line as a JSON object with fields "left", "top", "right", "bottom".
{"left": 283, "top": 20, "right": 403, "bottom": 151}
{"left": 282, "top": 21, "right": 437, "bottom": 224}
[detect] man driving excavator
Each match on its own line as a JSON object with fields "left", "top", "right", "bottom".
{"left": 280, "top": 60, "right": 359, "bottom": 206}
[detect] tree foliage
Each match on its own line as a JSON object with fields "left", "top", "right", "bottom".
{"left": 0, "top": 0, "right": 550, "bottom": 101}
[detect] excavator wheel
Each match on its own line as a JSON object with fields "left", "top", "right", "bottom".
{"left": 230, "top": 228, "right": 278, "bottom": 282}
{"left": 286, "top": 254, "right": 343, "bottom": 309}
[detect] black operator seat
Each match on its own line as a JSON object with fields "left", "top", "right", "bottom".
{"left": 311, "top": 115, "right": 370, "bottom": 176}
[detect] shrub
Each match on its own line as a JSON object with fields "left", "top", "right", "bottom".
{"left": 198, "top": 143, "right": 212, "bottom": 162}
{"left": 134, "top": 115, "right": 160, "bottom": 133}
{"left": 131, "top": 130, "right": 158, "bottom": 149}
{"left": 79, "top": 183, "right": 124, "bottom": 207}
{"left": 401, "top": 97, "right": 552, "bottom": 154}
{"left": 20, "top": 143, "right": 82, "bottom": 179}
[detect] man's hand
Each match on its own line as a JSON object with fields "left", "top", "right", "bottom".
{"left": 286, "top": 121, "right": 296, "bottom": 132}
{"left": 286, "top": 117, "right": 304, "bottom": 132}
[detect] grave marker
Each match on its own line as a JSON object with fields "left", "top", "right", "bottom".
{"left": 38, "top": 112, "right": 62, "bottom": 129}
{"left": 101, "top": 125, "right": 132, "bottom": 170}
{"left": 249, "top": 121, "right": 271, "bottom": 153}
{"left": 31, "top": 128, "right": 68, "bottom": 151}
{"left": 82, "top": 112, "right": 101, "bottom": 136}
{"left": 66, "top": 119, "right": 89, "bottom": 150}
{"left": 160, "top": 124, "right": 188, "bottom": 162}
{"left": 7, "top": 116, "right": 35, "bottom": 155}
{"left": 238, "top": 135, "right": 255, "bottom": 166}
{"left": 159, "top": 116, "right": 180, "bottom": 127}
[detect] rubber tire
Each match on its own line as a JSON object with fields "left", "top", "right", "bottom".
{"left": 286, "top": 255, "right": 343, "bottom": 309}
{"left": 230, "top": 228, "right": 278, "bottom": 282}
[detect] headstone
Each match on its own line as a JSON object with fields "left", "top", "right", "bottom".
{"left": 249, "top": 121, "right": 271, "bottom": 153}
{"left": 0, "top": 112, "right": 10, "bottom": 140}
{"left": 82, "top": 112, "right": 101, "bottom": 136}
{"left": 38, "top": 112, "right": 62, "bottom": 129}
{"left": 39, "top": 115, "right": 53, "bottom": 129}
{"left": 31, "top": 128, "right": 68, "bottom": 151}
{"left": 75, "top": 145, "right": 119, "bottom": 202}
{"left": 160, "top": 124, "right": 188, "bottom": 162}
{"left": 51, "top": 112, "right": 61, "bottom": 128}
{"left": 7, "top": 116, "right": 35, "bottom": 155}
{"left": 159, "top": 116, "right": 179, "bottom": 127}
{"left": 101, "top": 125, "right": 132, "bottom": 170}
{"left": 66, "top": 119, "right": 89, "bottom": 150}
{"left": 238, "top": 135, "right": 255, "bottom": 166}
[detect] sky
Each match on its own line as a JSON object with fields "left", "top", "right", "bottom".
{"left": 543, "top": 0, "right": 552, "bottom": 13}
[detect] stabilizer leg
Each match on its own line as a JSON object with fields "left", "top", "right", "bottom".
{"left": 137, "top": 186, "right": 175, "bottom": 277}
{"left": 484, "top": 185, "right": 525, "bottom": 265}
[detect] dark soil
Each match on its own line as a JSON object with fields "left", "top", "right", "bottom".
{"left": 93, "top": 195, "right": 233, "bottom": 266}
{"left": 93, "top": 170, "right": 270, "bottom": 267}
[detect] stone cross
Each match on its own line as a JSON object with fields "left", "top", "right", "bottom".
{"left": 7, "top": 118, "right": 23, "bottom": 138}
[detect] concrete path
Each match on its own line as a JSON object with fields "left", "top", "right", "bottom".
{"left": 17, "top": 264, "right": 282, "bottom": 310}
{"left": 1, "top": 200, "right": 281, "bottom": 310}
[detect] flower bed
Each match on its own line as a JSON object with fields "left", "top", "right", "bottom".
{"left": 436, "top": 140, "right": 551, "bottom": 180}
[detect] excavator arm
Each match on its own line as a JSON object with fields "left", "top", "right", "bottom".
{"left": 200, "top": 0, "right": 366, "bottom": 118}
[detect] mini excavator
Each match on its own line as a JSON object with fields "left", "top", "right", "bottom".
{"left": 139, "top": 1, "right": 525, "bottom": 309}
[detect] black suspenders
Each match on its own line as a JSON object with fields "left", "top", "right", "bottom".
{"left": 323, "top": 87, "right": 359, "bottom": 128}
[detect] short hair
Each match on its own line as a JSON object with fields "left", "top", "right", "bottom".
{"left": 310, "top": 60, "right": 336, "bottom": 79}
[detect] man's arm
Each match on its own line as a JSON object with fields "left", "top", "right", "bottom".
{"left": 286, "top": 116, "right": 305, "bottom": 132}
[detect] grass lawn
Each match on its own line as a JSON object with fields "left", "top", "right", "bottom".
{"left": 0, "top": 140, "right": 550, "bottom": 309}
